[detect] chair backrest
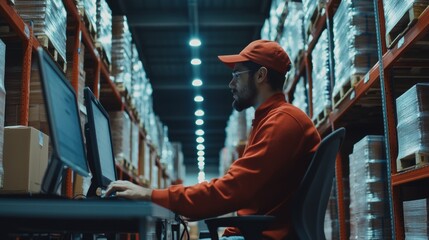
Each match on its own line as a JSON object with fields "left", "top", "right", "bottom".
{"left": 291, "top": 127, "right": 346, "bottom": 240}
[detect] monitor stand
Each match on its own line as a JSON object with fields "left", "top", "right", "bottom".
{"left": 41, "top": 155, "right": 64, "bottom": 195}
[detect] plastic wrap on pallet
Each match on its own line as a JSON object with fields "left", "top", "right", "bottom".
{"left": 324, "top": 183, "right": 340, "bottom": 240}
{"left": 131, "top": 44, "right": 145, "bottom": 115}
{"left": 403, "top": 198, "right": 429, "bottom": 238}
{"left": 396, "top": 83, "right": 429, "bottom": 163}
{"left": 260, "top": 0, "right": 286, "bottom": 40}
{"left": 279, "top": 2, "right": 304, "bottom": 66}
{"left": 349, "top": 135, "right": 391, "bottom": 239}
{"left": 76, "top": 0, "right": 97, "bottom": 33}
{"left": 383, "top": 0, "right": 429, "bottom": 35}
{"left": 112, "top": 16, "right": 132, "bottom": 92}
{"left": 245, "top": 107, "right": 255, "bottom": 137}
{"left": 302, "top": 0, "right": 326, "bottom": 36}
{"left": 15, "top": 0, "right": 67, "bottom": 61}
{"left": 171, "top": 142, "right": 185, "bottom": 181}
{"left": 224, "top": 110, "right": 248, "bottom": 149}
{"left": 311, "top": 29, "right": 331, "bottom": 121}
{"left": 0, "top": 40, "right": 5, "bottom": 188}
{"left": 130, "top": 121, "right": 139, "bottom": 171}
{"left": 97, "top": 0, "right": 112, "bottom": 63}
{"left": 292, "top": 76, "right": 308, "bottom": 115}
{"left": 109, "top": 111, "right": 131, "bottom": 164}
{"left": 333, "top": 0, "right": 378, "bottom": 98}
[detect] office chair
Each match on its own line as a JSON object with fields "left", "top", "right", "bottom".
{"left": 202, "top": 128, "right": 346, "bottom": 240}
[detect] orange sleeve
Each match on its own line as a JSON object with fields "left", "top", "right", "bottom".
{"left": 151, "top": 110, "right": 312, "bottom": 220}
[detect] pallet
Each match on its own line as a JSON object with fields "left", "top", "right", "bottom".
{"left": 332, "top": 75, "right": 362, "bottom": 108}
{"left": 386, "top": 3, "right": 429, "bottom": 49}
{"left": 306, "top": 2, "right": 326, "bottom": 37}
{"left": 78, "top": 6, "right": 97, "bottom": 42}
{"left": 397, "top": 152, "right": 429, "bottom": 172}
{"left": 313, "top": 107, "right": 330, "bottom": 128}
{"left": 36, "top": 35, "right": 67, "bottom": 73}
{"left": 95, "top": 41, "right": 112, "bottom": 72}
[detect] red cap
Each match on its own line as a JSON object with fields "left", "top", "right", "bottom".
{"left": 218, "top": 40, "right": 291, "bottom": 75}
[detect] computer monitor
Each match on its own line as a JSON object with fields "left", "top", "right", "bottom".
{"left": 37, "top": 47, "right": 90, "bottom": 195}
{"left": 84, "top": 87, "right": 117, "bottom": 195}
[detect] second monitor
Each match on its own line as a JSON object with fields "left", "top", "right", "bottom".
{"left": 84, "top": 87, "right": 117, "bottom": 197}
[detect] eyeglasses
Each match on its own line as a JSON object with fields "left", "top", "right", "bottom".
{"left": 231, "top": 70, "right": 251, "bottom": 79}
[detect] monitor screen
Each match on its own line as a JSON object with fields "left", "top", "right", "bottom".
{"left": 84, "top": 87, "right": 117, "bottom": 189}
{"left": 37, "top": 47, "right": 90, "bottom": 194}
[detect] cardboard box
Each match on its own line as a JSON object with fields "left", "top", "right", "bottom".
{"left": 1, "top": 126, "right": 49, "bottom": 193}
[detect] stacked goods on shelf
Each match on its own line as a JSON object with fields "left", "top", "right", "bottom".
{"left": 261, "top": 0, "right": 286, "bottom": 41}
{"left": 302, "top": 0, "right": 326, "bottom": 39}
{"left": 332, "top": 0, "right": 378, "bottom": 108}
{"left": 14, "top": 0, "right": 67, "bottom": 65}
{"left": 311, "top": 29, "right": 331, "bottom": 126}
{"left": 245, "top": 107, "right": 255, "bottom": 137}
{"left": 109, "top": 111, "right": 131, "bottom": 167}
{"left": 65, "top": 38, "right": 85, "bottom": 107}
{"left": 111, "top": 16, "right": 132, "bottom": 94}
{"left": 383, "top": 0, "right": 429, "bottom": 47}
{"left": 220, "top": 110, "right": 249, "bottom": 174}
{"left": 130, "top": 121, "right": 139, "bottom": 173}
{"left": 349, "top": 135, "right": 391, "bottom": 239}
{"left": 324, "top": 183, "right": 340, "bottom": 240}
{"left": 76, "top": 0, "right": 97, "bottom": 38}
{"left": 291, "top": 76, "right": 308, "bottom": 115}
{"left": 396, "top": 83, "right": 429, "bottom": 171}
{"left": 403, "top": 198, "right": 429, "bottom": 238}
{"left": 0, "top": 40, "right": 5, "bottom": 187}
{"left": 96, "top": 0, "right": 112, "bottom": 66}
{"left": 130, "top": 44, "right": 145, "bottom": 115}
{"left": 160, "top": 126, "right": 174, "bottom": 178}
{"left": 141, "top": 78, "right": 153, "bottom": 132}
{"left": 279, "top": 1, "right": 304, "bottom": 76}
{"left": 171, "top": 142, "right": 185, "bottom": 183}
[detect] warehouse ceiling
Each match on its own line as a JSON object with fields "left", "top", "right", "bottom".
{"left": 106, "top": 0, "right": 272, "bottom": 175}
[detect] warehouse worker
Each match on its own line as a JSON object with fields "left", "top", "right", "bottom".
{"left": 106, "top": 40, "right": 321, "bottom": 239}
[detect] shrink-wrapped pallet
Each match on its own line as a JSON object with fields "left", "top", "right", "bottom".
{"left": 96, "top": 0, "right": 112, "bottom": 64}
{"left": 261, "top": 0, "right": 286, "bottom": 40}
{"left": 403, "top": 198, "right": 429, "bottom": 239}
{"left": 292, "top": 76, "right": 308, "bottom": 115}
{"left": 349, "top": 136, "right": 391, "bottom": 239}
{"left": 76, "top": 0, "right": 97, "bottom": 35}
{"left": 333, "top": 0, "right": 378, "bottom": 103}
{"left": 15, "top": 0, "right": 67, "bottom": 61}
{"left": 396, "top": 83, "right": 429, "bottom": 170}
{"left": 311, "top": 29, "right": 331, "bottom": 123}
{"left": 109, "top": 111, "right": 131, "bottom": 165}
{"left": 0, "top": 40, "right": 5, "bottom": 188}
{"left": 383, "top": 0, "right": 429, "bottom": 46}
{"left": 111, "top": 16, "right": 132, "bottom": 93}
{"left": 279, "top": 1, "right": 304, "bottom": 66}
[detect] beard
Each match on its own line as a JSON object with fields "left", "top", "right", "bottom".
{"left": 232, "top": 79, "right": 257, "bottom": 112}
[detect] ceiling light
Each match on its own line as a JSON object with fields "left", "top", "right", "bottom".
{"left": 189, "top": 38, "right": 201, "bottom": 47}
{"left": 191, "top": 58, "right": 201, "bottom": 65}
{"left": 195, "top": 119, "right": 204, "bottom": 125}
{"left": 195, "top": 109, "right": 204, "bottom": 117}
{"left": 197, "top": 144, "right": 205, "bottom": 150}
{"left": 195, "top": 129, "right": 204, "bottom": 136}
{"left": 198, "top": 171, "right": 205, "bottom": 183}
{"left": 198, "top": 156, "right": 205, "bottom": 161}
{"left": 194, "top": 95, "right": 204, "bottom": 102}
{"left": 198, "top": 161, "right": 205, "bottom": 169}
{"left": 192, "top": 79, "right": 203, "bottom": 87}
{"left": 197, "top": 150, "right": 205, "bottom": 156}
{"left": 196, "top": 137, "right": 204, "bottom": 143}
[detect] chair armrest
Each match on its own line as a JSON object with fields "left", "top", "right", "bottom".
{"left": 203, "top": 215, "right": 275, "bottom": 240}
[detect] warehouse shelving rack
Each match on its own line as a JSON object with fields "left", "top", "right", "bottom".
{"left": 0, "top": 0, "right": 163, "bottom": 200}
{"left": 282, "top": 0, "right": 429, "bottom": 239}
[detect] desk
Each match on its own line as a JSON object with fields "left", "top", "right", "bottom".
{"left": 0, "top": 197, "right": 177, "bottom": 239}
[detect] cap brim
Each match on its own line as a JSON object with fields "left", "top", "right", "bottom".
{"left": 218, "top": 54, "right": 249, "bottom": 69}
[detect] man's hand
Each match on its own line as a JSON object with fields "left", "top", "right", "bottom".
{"left": 105, "top": 180, "right": 153, "bottom": 200}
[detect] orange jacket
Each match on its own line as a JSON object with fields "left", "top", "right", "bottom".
{"left": 152, "top": 93, "right": 321, "bottom": 239}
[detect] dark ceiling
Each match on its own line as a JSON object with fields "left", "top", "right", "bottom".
{"left": 106, "top": 0, "right": 272, "bottom": 174}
